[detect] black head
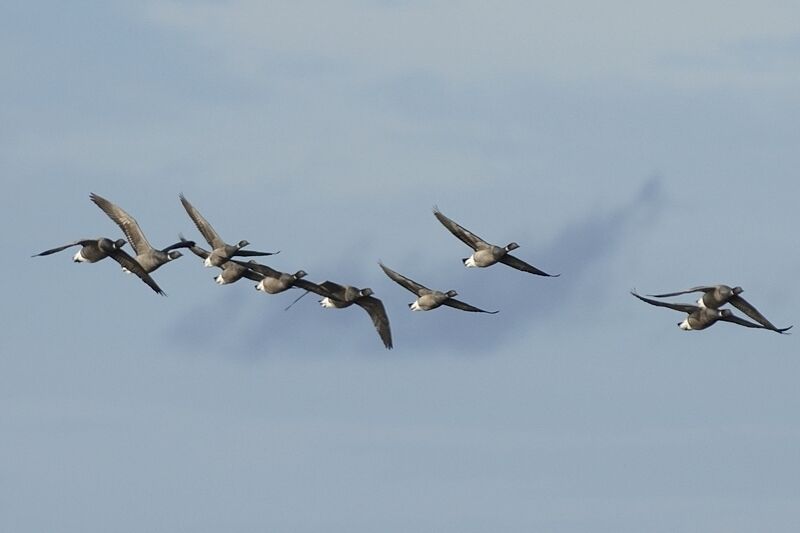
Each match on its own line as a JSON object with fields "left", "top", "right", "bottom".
{"left": 505, "top": 242, "right": 519, "bottom": 252}
{"left": 359, "top": 288, "right": 374, "bottom": 297}
{"left": 167, "top": 250, "right": 183, "bottom": 260}
{"left": 445, "top": 290, "right": 458, "bottom": 298}
{"left": 114, "top": 239, "right": 127, "bottom": 249}
{"left": 719, "top": 309, "right": 733, "bottom": 318}
{"left": 237, "top": 240, "right": 250, "bottom": 248}
{"left": 732, "top": 286, "right": 743, "bottom": 295}
{"left": 294, "top": 270, "right": 308, "bottom": 279}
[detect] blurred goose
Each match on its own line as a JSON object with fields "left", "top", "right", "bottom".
{"left": 229, "top": 259, "right": 317, "bottom": 294}
{"left": 180, "top": 236, "right": 261, "bottom": 285}
{"left": 433, "top": 207, "right": 557, "bottom": 276}
{"left": 646, "top": 284, "right": 791, "bottom": 332}
{"left": 631, "top": 291, "right": 791, "bottom": 333}
{"left": 379, "top": 262, "right": 498, "bottom": 313}
{"left": 302, "top": 280, "right": 393, "bottom": 349}
{"left": 90, "top": 193, "right": 195, "bottom": 273}
{"left": 32, "top": 237, "right": 164, "bottom": 295}
{"left": 179, "top": 193, "right": 278, "bottom": 267}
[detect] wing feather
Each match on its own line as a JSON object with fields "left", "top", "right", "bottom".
{"left": 90, "top": 193, "right": 153, "bottom": 254}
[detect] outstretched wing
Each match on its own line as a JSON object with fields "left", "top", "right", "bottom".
{"left": 319, "top": 281, "right": 347, "bottom": 300}
{"left": 32, "top": 240, "right": 91, "bottom": 257}
{"left": 160, "top": 239, "right": 196, "bottom": 253}
{"left": 355, "top": 296, "right": 393, "bottom": 349}
{"left": 179, "top": 194, "right": 224, "bottom": 249}
{"left": 230, "top": 259, "right": 281, "bottom": 279}
{"left": 90, "top": 193, "right": 153, "bottom": 254}
{"left": 729, "top": 294, "right": 791, "bottom": 332}
{"left": 379, "top": 262, "right": 430, "bottom": 296}
{"left": 232, "top": 249, "right": 280, "bottom": 258}
{"left": 646, "top": 286, "right": 715, "bottom": 298}
{"left": 178, "top": 234, "right": 210, "bottom": 260}
{"left": 108, "top": 249, "right": 165, "bottom": 295}
{"left": 499, "top": 254, "right": 558, "bottom": 277}
{"left": 433, "top": 207, "right": 490, "bottom": 251}
{"left": 442, "top": 298, "right": 498, "bottom": 314}
{"left": 631, "top": 291, "right": 699, "bottom": 314}
{"left": 293, "top": 278, "right": 331, "bottom": 295}
{"left": 718, "top": 313, "right": 776, "bottom": 331}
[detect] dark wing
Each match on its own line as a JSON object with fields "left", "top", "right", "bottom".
{"left": 179, "top": 194, "right": 224, "bottom": 249}
{"left": 379, "top": 262, "right": 430, "bottom": 296}
{"left": 319, "top": 281, "right": 347, "bottom": 300}
{"left": 32, "top": 240, "right": 92, "bottom": 257}
{"left": 232, "top": 249, "right": 280, "bottom": 258}
{"left": 293, "top": 278, "right": 328, "bottom": 294}
{"left": 239, "top": 266, "right": 264, "bottom": 282}
{"left": 729, "top": 294, "right": 791, "bottom": 332}
{"left": 108, "top": 249, "right": 165, "bottom": 295}
{"left": 90, "top": 193, "right": 153, "bottom": 254}
{"left": 433, "top": 207, "right": 490, "bottom": 250}
{"left": 499, "top": 254, "right": 558, "bottom": 277}
{"left": 178, "top": 234, "right": 210, "bottom": 260}
{"left": 442, "top": 298, "right": 499, "bottom": 314}
{"left": 631, "top": 291, "right": 699, "bottom": 314}
{"left": 160, "top": 239, "right": 196, "bottom": 253}
{"left": 646, "top": 286, "right": 715, "bottom": 298}
{"left": 294, "top": 279, "right": 335, "bottom": 298}
{"left": 355, "top": 296, "right": 393, "bottom": 349}
{"left": 230, "top": 259, "right": 280, "bottom": 279}
{"left": 717, "top": 313, "right": 782, "bottom": 331}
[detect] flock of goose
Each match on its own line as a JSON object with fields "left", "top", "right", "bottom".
{"left": 33, "top": 193, "right": 792, "bottom": 349}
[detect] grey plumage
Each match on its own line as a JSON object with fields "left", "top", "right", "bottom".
{"left": 432, "top": 207, "right": 557, "bottom": 276}
{"left": 90, "top": 192, "right": 195, "bottom": 273}
{"left": 33, "top": 237, "right": 165, "bottom": 295}
{"left": 179, "top": 193, "right": 278, "bottom": 267}
{"left": 646, "top": 284, "right": 791, "bottom": 333}
{"left": 301, "top": 280, "right": 393, "bottom": 349}
{"left": 631, "top": 291, "right": 791, "bottom": 333}
{"left": 379, "top": 262, "right": 498, "bottom": 313}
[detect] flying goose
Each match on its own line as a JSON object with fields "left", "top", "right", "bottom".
{"left": 229, "top": 259, "right": 318, "bottom": 294}
{"left": 32, "top": 237, "right": 165, "bottom": 295}
{"left": 631, "top": 291, "right": 791, "bottom": 333}
{"left": 90, "top": 193, "right": 195, "bottom": 273}
{"left": 301, "top": 280, "right": 393, "bottom": 349}
{"left": 432, "top": 207, "right": 557, "bottom": 276}
{"left": 179, "top": 193, "right": 278, "bottom": 267}
{"left": 378, "top": 262, "right": 498, "bottom": 313}
{"left": 646, "top": 284, "right": 791, "bottom": 332}
{"left": 180, "top": 236, "right": 262, "bottom": 285}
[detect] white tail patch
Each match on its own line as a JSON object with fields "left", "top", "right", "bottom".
{"left": 679, "top": 319, "right": 692, "bottom": 331}
{"left": 73, "top": 250, "right": 87, "bottom": 262}
{"left": 696, "top": 297, "right": 707, "bottom": 308}
{"left": 410, "top": 300, "right": 424, "bottom": 311}
{"left": 464, "top": 254, "right": 478, "bottom": 268}
{"left": 256, "top": 280, "right": 266, "bottom": 292}
{"left": 215, "top": 274, "right": 227, "bottom": 285}
{"left": 320, "top": 297, "right": 336, "bottom": 308}
{"left": 204, "top": 256, "right": 213, "bottom": 267}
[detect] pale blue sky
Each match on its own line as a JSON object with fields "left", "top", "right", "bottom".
{"left": 2, "top": 2, "right": 799, "bottom": 532}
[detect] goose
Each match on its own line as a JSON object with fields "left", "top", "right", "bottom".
{"left": 433, "top": 207, "right": 557, "bottom": 276}
{"left": 179, "top": 193, "right": 278, "bottom": 268}
{"left": 180, "top": 236, "right": 262, "bottom": 285}
{"left": 229, "top": 259, "right": 317, "bottom": 294}
{"left": 631, "top": 291, "right": 791, "bottom": 333}
{"left": 301, "top": 280, "right": 393, "bottom": 349}
{"left": 90, "top": 193, "right": 195, "bottom": 273}
{"left": 646, "top": 284, "right": 791, "bottom": 332}
{"left": 378, "top": 262, "right": 498, "bottom": 313}
{"left": 32, "top": 237, "right": 164, "bottom": 295}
